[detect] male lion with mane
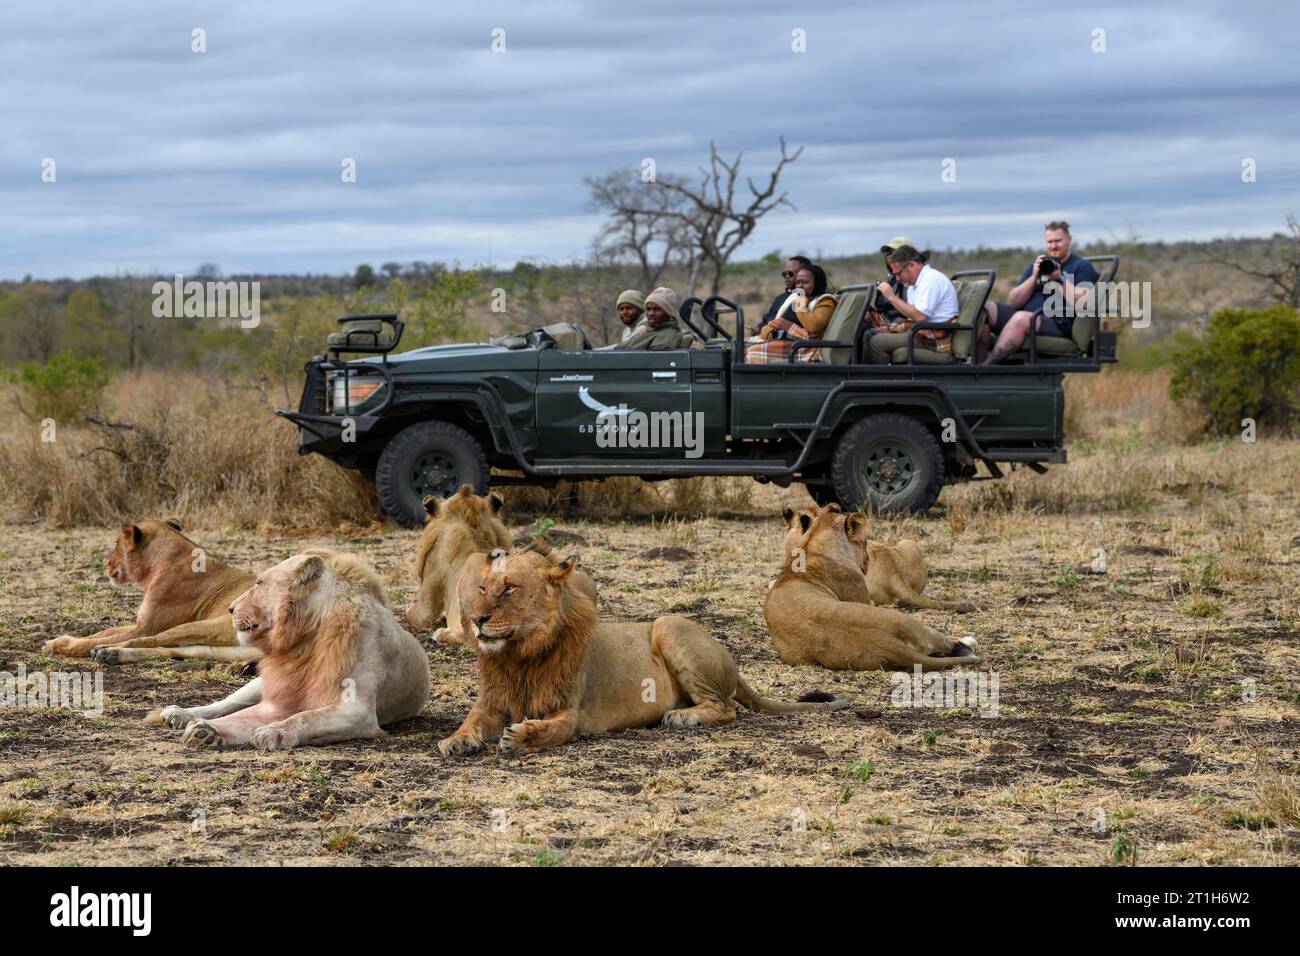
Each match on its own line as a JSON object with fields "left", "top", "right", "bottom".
{"left": 781, "top": 504, "right": 975, "bottom": 612}
{"left": 438, "top": 548, "right": 848, "bottom": 757}
{"left": 42, "top": 519, "right": 257, "bottom": 663}
{"left": 767, "top": 505, "right": 980, "bottom": 671}
{"left": 153, "top": 549, "right": 431, "bottom": 750}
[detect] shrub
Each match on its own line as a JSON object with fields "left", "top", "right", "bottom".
{"left": 1169, "top": 306, "right": 1300, "bottom": 435}
{"left": 10, "top": 350, "right": 110, "bottom": 423}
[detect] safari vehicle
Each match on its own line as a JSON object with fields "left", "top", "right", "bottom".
{"left": 278, "top": 257, "right": 1119, "bottom": 527}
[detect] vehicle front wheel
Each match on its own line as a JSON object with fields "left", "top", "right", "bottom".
{"left": 830, "top": 413, "right": 944, "bottom": 515}
{"left": 375, "top": 421, "right": 489, "bottom": 527}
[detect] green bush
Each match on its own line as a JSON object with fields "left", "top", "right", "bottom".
{"left": 10, "top": 350, "right": 110, "bottom": 423}
{"left": 1169, "top": 306, "right": 1300, "bottom": 435}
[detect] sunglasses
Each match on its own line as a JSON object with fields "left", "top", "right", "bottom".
{"left": 781, "top": 270, "right": 796, "bottom": 278}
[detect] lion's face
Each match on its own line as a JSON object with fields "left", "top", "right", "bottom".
{"left": 405, "top": 485, "right": 508, "bottom": 630}
{"left": 104, "top": 518, "right": 186, "bottom": 588}
{"left": 782, "top": 504, "right": 868, "bottom": 573}
{"left": 466, "top": 549, "right": 577, "bottom": 657}
{"left": 230, "top": 553, "right": 324, "bottom": 648}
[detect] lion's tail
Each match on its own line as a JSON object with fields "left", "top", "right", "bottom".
{"left": 733, "top": 675, "right": 851, "bottom": 715}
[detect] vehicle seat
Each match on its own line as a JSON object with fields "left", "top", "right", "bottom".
{"left": 889, "top": 270, "right": 992, "bottom": 364}
{"left": 542, "top": 322, "right": 586, "bottom": 350}
{"left": 327, "top": 319, "right": 397, "bottom": 350}
{"left": 1012, "top": 256, "right": 1118, "bottom": 359}
{"left": 821, "top": 290, "right": 869, "bottom": 365}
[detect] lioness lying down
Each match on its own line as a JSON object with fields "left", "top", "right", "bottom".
{"left": 767, "top": 506, "right": 980, "bottom": 671}
{"left": 438, "top": 548, "right": 848, "bottom": 756}
{"left": 405, "top": 485, "right": 512, "bottom": 642}
{"left": 152, "top": 549, "right": 431, "bottom": 751}
{"left": 782, "top": 505, "right": 975, "bottom": 613}
{"left": 406, "top": 484, "right": 598, "bottom": 647}
{"left": 42, "top": 520, "right": 258, "bottom": 663}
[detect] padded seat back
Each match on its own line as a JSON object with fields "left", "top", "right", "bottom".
{"left": 951, "top": 277, "right": 990, "bottom": 361}
{"left": 542, "top": 322, "right": 585, "bottom": 351}
{"left": 820, "top": 290, "right": 868, "bottom": 365}
{"left": 327, "top": 320, "right": 396, "bottom": 349}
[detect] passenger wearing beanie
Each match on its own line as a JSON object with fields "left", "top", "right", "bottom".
{"left": 615, "top": 289, "right": 647, "bottom": 342}
{"left": 615, "top": 286, "right": 693, "bottom": 351}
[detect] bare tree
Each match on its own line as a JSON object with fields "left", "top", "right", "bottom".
{"left": 1204, "top": 214, "right": 1300, "bottom": 309}
{"left": 586, "top": 170, "right": 696, "bottom": 291}
{"left": 659, "top": 137, "right": 804, "bottom": 295}
{"left": 588, "top": 138, "right": 804, "bottom": 297}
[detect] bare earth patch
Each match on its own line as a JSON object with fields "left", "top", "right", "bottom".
{"left": 2, "top": 448, "right": 1298, "bottom": 866}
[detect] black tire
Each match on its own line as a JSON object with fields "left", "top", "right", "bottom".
{"left": 375, "top": 421, "right": 489, "bottom": 527}
{"left": 830, "top": 413, "right": 944, "bottom": 515}
{"left": 802, "top": 481, "right": 841, "bottom": 508}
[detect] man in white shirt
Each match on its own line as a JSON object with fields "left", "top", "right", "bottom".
{"left": 868, "top": 245, "right": 960, "bottom": 363}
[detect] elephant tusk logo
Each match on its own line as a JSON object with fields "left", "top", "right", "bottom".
{"left": 578, "top": 386, "right": 634, "bottom": 418}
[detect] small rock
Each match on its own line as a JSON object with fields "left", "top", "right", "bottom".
{"left": 640, "top": 546, "right": 694, "bottom": 561}
{"left": 854, "top": 709, "right": 883, "bottom": 720}
{"left": 791, "top": 743, "right": 828, "bottom": 759}
{"left": 988, "top": 742, "right": 1016, "bottom": 755}
{"left": 797, "top": 690, "right": 836, "bottom": 703}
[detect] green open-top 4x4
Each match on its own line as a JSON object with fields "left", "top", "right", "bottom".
{"left": 278, "top": 257, "right": 1119, "bottom": 527}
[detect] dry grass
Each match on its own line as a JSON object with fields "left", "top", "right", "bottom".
{"left": 0, "top": 372, "right": 376, "bottom": 529}
{"left": 1, "top": 366, "right": 1298, "bottom": 866}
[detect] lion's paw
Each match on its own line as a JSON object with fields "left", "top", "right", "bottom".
{"left": 41, "top": 636, "right": 85, "bottom": 657}
{"left": 181, "top": 718, "right": 224, "bottom": 749}
{"left": 437, "top": 733, "right": 483, "bottom": 757}
{"left": 431, "top": 627, "right": 464, "bottom": 646}
{"left": 90, "top": 646, "right": 125, "bottom": 665}
{"left": 499, "top": 720, "right": 541, "bottom": 755}
{"left": 662, "top": 709, "right": 701, "bottom": 729}
{"left": 159, "top": 705, "right": 197, "bottom": 731}
{"left": 252, "top": 725, "right": 292, "bottom": 752}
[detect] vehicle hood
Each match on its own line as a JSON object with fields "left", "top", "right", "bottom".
{"left": 351, "top": 341, "right": 539, "bottom": 374}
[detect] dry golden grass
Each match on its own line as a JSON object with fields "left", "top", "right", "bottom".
{"left": 0, "top": 372, "right": 375, "bottom": 529}
{"left": 1, "top": 365, "right": 1297, "bottom": 866}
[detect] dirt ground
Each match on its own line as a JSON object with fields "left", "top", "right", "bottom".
{"left": 2, "top": 446, "right": 1299, "bottom": 866}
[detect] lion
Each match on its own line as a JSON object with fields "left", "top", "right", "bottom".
{"left": 153, "top": 549, "right": 431, "bottom": 750}
{"left": 766, "top": 506, "right": 981, "bottom": 671}
{"left": 781, "top": 504, "right": 975, "bottom": 613}
{"left": 405, "top": 485, "right": 512, "bottom": 644}
{"left": 437, "top": 547, "right": 848, "bottom": 757}
{"left": 406, "top": 484, "right": 597, "bottom": 647}
{"left": 41, "top": 519, "right": 259, "bottom": 663}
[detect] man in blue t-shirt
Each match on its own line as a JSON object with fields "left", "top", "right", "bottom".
{"left": 980, "top": 220, "right": 1100, "bottom": 364}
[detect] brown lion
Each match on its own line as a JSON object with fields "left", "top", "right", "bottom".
{"left": 407, "top": 484, "right": 598, "bottom": 647}
{"left": 438, "top": 548, "right": 847, "bottom": 756}
{"left": 41, "top": 520, "right": 258, "bottom": 663}
{"left": 405, "top": 485, "right": 512, "bottom": 644}
{"left": 154, "top": 549, "right": 431, "bottom": 750}
{"left": 781, "top": 504, "right": 975, "bottom": 613}
{"left": 766, "top": 505, "right": 980, "bottom": 671}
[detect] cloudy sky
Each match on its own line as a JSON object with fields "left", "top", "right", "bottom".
{"left": 4, "top": 0, "right": 1298, "bottom": 279}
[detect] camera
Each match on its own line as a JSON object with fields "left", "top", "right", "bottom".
{"left": 1036, "top": 256, "right": 1061, "bottom": 290}
{"left": 872, "top": 274, "right": 905, "bottom": 320}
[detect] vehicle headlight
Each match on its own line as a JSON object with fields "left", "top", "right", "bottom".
{"left": 329, "top": 371, "right": 385, "bottom": 413}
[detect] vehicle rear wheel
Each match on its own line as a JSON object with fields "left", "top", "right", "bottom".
{"left": 375, "top": 421, "right": 489, "bottom": 527}
{"left": 830, "top": 413, "right": 944, "bottom": 515}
